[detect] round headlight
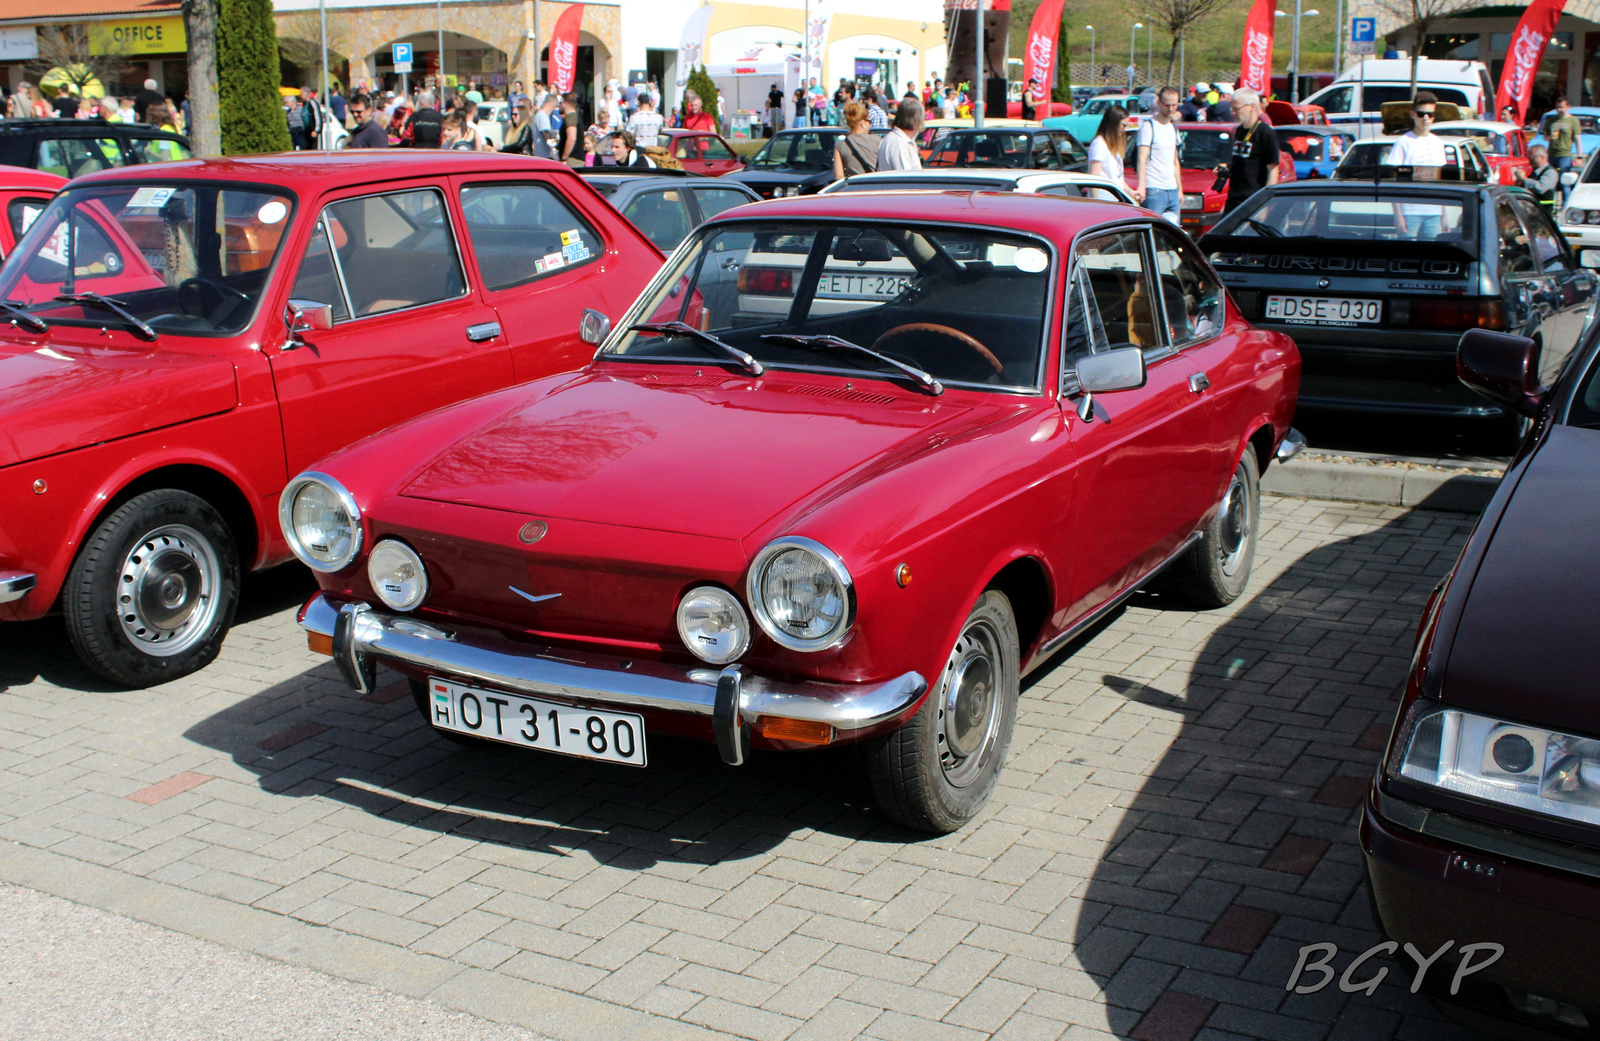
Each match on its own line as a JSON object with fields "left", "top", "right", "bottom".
{"left": 367, "top": 539, "right": 428, "bottom": 612}
{"left": 1588, "top": 210, "right": 1600, "bottom": 225}
{"left": 676, "top": 586, "right": 751, "bottom": 664}
{"left": 1568, "top": 208, "right": 1586, "bottom": 225}
{"left": 279, "top": 473, "right": 361, "bottom": 572}
{"left": 746, "top": 537, "right": 854, "bottom": 652}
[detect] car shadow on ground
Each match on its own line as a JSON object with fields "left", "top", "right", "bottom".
{"left": 1064, "top": 508, "right": 1502, "bottom": 1039}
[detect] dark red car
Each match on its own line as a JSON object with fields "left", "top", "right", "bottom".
{"left": 1365, "top": 315, "right": 1600, "bottom": 1037}
{"left": 661, "top": 129, "right": 743, "bottom": 176}
{"left": 0, "top": 168, "right": 61, "bottom": 258}
{"left": 0, "top": 152, "right": 661, "bottom": 686}
{"left": 1124, "top": 122, "right": 1298, "bottom": 234}
{"left": 292, "top": 192, "right": 1300, "bottom": 833}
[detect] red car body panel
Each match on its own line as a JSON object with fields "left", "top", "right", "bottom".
{"left": 662, "top": 130, "right": 742, "bottom": 176}
{"left": 0, "top": 169, "right": 63, "bottom": 258}
{"left": 0, "top": 152, "right": 664, "bottom": 623}
{"left": 300, "top": 193, "right": 1301, "bottom": 737}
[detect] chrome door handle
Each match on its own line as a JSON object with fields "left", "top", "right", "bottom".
{"left": 466, "top": 321, "right": 502, "bottom": 342}
{"left": 1188, "top": 372, "right": 1210, "bottom": 393}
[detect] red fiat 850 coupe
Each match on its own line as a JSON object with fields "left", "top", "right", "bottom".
{"left": 293, "top": 192, "right": 1301, "bottom": 832}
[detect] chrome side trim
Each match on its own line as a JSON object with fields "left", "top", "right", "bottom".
{"left": 1028, "top": 530, "right": 1203, "bottom": 670}
{"left": 300, "top": 594, "right": 926, "bottom": 744}
{"left": 0, "top": 570, "right": 37, "bottom": 604}
{"left": 1276, "top": 427, "right": 1307, "bottom": 463}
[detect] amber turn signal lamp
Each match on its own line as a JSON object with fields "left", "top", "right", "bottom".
{"left": 759, "top": 717, "right": 834, "bottom": 745}
{"left": 895, "top": 563, "right": 913, "bottom": 587}
{"left": 307, "top": 631, "right": 334, "bottom": 656}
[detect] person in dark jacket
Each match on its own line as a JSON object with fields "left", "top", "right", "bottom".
{"left": 406, "top": 91, "right": 445, "bottom": 148}
{"left": 1517, "top": 144, "right": 1561, "bottom": 212}
{"left": 345, "top": 93, "right": 387, "bottom": 148}
{"left": 609, "top": 130, "right": 657, "bottom": 167}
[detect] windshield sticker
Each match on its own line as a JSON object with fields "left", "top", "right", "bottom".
{"left": 535, "top": 252, "right": 566, "bottom": 273}
{"left": 18, "top": 204, "right": 42, "bottom": 233}
{"left": 257, "top": 200, "right": 288, "bottom": 224}
{"left": 38, "top": 224, "right": 68, "bottom": 265}
{"left": 561, "top": 229, "right": 583, "bottom": 246}
{"left": 1014, "top": 247, "right": 1048, "bottom": 273}
{"left": 126, "top": 186, "right": 176, "bottom": 210}
{"left": 102, "top": 252, "right": 122, "bottom": 274}
{"left": 561, "top": 242, "right": 590, "bottom": 262}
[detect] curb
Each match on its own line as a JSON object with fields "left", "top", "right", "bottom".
{"left": 1263, "top": 458, "right": 1501, "bottom": 513}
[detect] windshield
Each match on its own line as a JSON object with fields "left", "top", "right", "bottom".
{"left": 1543, "top": 112, "right": 1600, "bottom": 136}
{"left": 1224, "top": 191, "right": 1472, "bottom": 243}
{"left": 0, "top": 183, "right": 293, "bottom": 337}
{"left": 1174, "top": 129, "right": 1236, "bottom": 169}
{"left": 605, "top": 220, "right": 1052, "bottom": 391}
{"left": 752, "top": 132, "right": 840, "bottom": 169}
{"left": 929, "top": 132, "right": 1052, "bottom": 168}
{"left": 1082, "top": 97, "right": 1122, "bottom": 115}
{"left": 1282, "top": 132, "right": 1338, "bottom": 161}
{"left": 1433, "top": 127, "right": 1508, "bottom": 154}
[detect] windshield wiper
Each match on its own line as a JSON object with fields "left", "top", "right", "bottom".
{"left": 761, "top": 334, "right": 943, "bottom": 396}
{"left": 0, "top": 301, "right": 47, "bottom": 333}
{"left": 1246, "top": 219, "right": 1283, "bottom": 239}
{"left": 626, "top": 322, "right": 763, "bottom": 376}
{"left": 55, "top": 292, "right": 157, "bottom": 341}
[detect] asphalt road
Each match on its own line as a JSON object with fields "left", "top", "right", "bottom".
{"left": 0, "top": 882, "right": 547, "bottom": 1041}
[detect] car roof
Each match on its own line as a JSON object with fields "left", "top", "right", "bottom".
{"left": 0, "top": 118, "right": 181, "bottom": 136}
{"left": 1434, "top": 120, "right": 1516, "bottom": 133}
{"left": 68, "top": 151, "right": 574, "bottom": 190}
{"left": 1260, "top": 176, "right": 1493, "bottom": 195}
{"left": 0, "top": 168, "right": 68, "bottom": 192}
{"left": 708, "top": 189, "right": 1135, "bottom": 236}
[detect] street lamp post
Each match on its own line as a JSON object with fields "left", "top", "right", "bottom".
{"left": 1332, "top": 0, "right": 1344, "bottom": 72}
{"left": 1286, "top": 1, "right": 1321, "bottom": 102}
{"left": 1128, "top": 22, "right": 1142, "bottom": 90}
{"left": 319, "top": 0, "right": 329, "bottom": 144}
{"left": 975, "top": 0, "right": 985, "bottom": 128}
{"left": 1146, "top": 27, "right": 1153, "bottom": 91}
{"left": 1085, "top": 25, "right": 1095, "bottom": 89}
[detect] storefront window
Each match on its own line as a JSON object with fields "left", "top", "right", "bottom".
{"left": 1423, "top": 33, "right": 1478, "bottom": 60}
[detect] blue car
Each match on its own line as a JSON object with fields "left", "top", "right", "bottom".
{"left": 1529, "top": 106, "right": 1600, "bottom": 163}
{"left": 1277, "top": 125, "right": 1356, "bottom": 179}
{"left": 1044, "top": 92, "right": 1146, "bottom": 148}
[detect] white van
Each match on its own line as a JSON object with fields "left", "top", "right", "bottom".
{"left": 1302, "top": 58, "right": 1495, "bottom": 135}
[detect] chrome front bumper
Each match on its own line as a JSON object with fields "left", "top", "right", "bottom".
{"left": 299, "top": 593, "right": 928, "bottom": 766}
{"left": 0, "top": 570, "right": 37, "bottom": 605}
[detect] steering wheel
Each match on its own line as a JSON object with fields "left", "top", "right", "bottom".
{"left": 177, "top": 277, "right": 248, "bottom": 318}
{"left": 870, "top": 323, "right": 1005, "bottom": 378}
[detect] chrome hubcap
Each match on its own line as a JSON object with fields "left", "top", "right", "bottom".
{"left": 117, "top": 524, "right": 220, "bottom": 656}
{"left": 1218, "top": 471, "right": 1253, "bottom": 578}
{"left": 937, "top": 620, "right": 1003, "bottom": 788}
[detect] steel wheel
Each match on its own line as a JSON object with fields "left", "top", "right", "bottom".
{"left": 937, "top": 619, "right": 1005, "bottom": 788}
{"left": 115, "top": 524, "right": 222, "bottom": 656}
{"left": 1217, "top": 467, "right": 1255, "bottom": 580}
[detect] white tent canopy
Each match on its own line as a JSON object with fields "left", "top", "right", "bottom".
{"left": 707, "top": 49, "right": 803, "bottom": 116}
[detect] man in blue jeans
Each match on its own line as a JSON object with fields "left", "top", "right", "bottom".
{"left": 1136, "top": 86, "right": 1183, "bottom": 224}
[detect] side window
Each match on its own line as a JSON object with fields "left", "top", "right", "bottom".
{"left": 1031, "top": 136, "right": 1061, "bottom": 170}
{"left": 693, "top": 187, "right": 754, "bottom": 220}
{"left": 37, "top": 137, "right": 126, "bottom": 178}
{"left": 6, "top": 197, "right": 48, "bottom": 251}
{"left": 1039, "top": 185, "right": 1083, "bottom": 198}
{"left": 319, "top": 188, "right": 465, "bottom": 318}
{"left": 1495, "top": 200, "right": 1535, "bottom": 274}
{"left": 136, "top": 136, "right": 191, "bottom": 163}
{"left": 459, "top": 181, "right": 601, "bottom": 290}
{"left": 1151, "top": 228, "right": 1225, "bottom": 346}
{"left": 1072, "top": 228, "right": 1157, "bottom": 352}
{"left": 1062, "top": 267, "right": 1110, "bottom": 371}
{"left": 1510, "top": 195, "right": 1570, "bottom": 273}
{"left": 701, "top": 138, "right": 736, "bottom": 161}
{"left": 289, "top": 218, "right": 353, "bottom": 321}
{"left": 1051, "top": 132, "right": 1087, "bottom": 165}
{"left": 1317, "top": 85, "right": 1354, "bottom": 113}
{"left": 623, "top": 188, "right": 693, "bottom": 251}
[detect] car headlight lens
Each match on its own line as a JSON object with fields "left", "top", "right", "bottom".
{"left": 747, "top": 537, "right": 854, "bottom": 651}
{"left": 279, "top": 473, "right": 361, "bottom": 572}
{"left": 675, "top": 586, "right": 751, "bottom": 664}
{"left": 367, "top": 539, "right": 428, "bottom": 612}
{"left": 1182, "top": 193, "right": 1205, "bottom": 210}
{"left": 1388, "top": 702, "right": 1600, "bottom": 827}
{"left": 1588, "top": 210, "right": 1600, "bottom": 225}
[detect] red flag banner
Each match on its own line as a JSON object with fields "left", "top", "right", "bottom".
{"left": 549, "top": 4, "right": 585, "bottom": 93}
{"left": 1495, "top": 0, "right": 1566, "bottom": 124}
{"left": 1023, "top": 0, "right": 1067, "bottom": 97}
{"left": 1239, "top": 0, "right": 1275, "bottom": 96}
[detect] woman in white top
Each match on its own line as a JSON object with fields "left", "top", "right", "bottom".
{"left": 1086, "top": 106, "right": 1128, "bottom": 183}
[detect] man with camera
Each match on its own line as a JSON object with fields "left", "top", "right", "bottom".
{"left": 1215, "top": 86, "right": 1280, "bottom": 213}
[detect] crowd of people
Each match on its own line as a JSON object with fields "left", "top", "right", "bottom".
{"left": 3, "top": 77, "right": 186, "bottom": 138}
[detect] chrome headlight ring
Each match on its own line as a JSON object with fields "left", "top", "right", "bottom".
{"left": 279, "top": 471, "right": 363, "bottom": 573}
{"left": 746, "top": 536, "right": 856, "bottom": 652}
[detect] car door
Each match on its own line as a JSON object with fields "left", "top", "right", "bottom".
{"left": 1508, "top": 192, "right": 1596, "bottom": 385}
{"left": 453, "top": 175, "right": 645, "bottom": 384}
{"left": 1060, "top": 224, "right": 1220, "bottom": 618}
{"left": 691, "top": 135, "right": 742, "bottom": 176}
{"left": 269, "top": 181, "right": 513, "bottom": 475}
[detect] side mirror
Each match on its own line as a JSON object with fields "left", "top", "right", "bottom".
{"left": 1069, "top": 346, "right": 1147, "bottom": 422}
{"left": 283, "top": 298, "right": 333, "bottom": 350}
{"left": 1581, "top": 249, "right": 1600, "bottom": 270}
{"left": 740, "top": 154, "right": 751, "bottom": 166}
{"left": 1563, "top": 171, "right": 1580, "bottom": 187}
{"left": 1457, "top": 328, "right": 1546, "bottom": 417}
{"left": 579, "top": 308, "right": 612, "bottom": 345}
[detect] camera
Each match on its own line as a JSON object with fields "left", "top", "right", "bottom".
{"left": 1211, "top": 165, "right": 1230, "bottom": 193}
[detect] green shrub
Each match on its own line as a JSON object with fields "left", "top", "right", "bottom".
{"left": 687, "top": 64, "right": 719, "bottom": 124}
{"left": 218, "top": 0, "right": 291, "bottom": 155}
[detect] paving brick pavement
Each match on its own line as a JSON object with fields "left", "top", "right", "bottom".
{"left": 0, "top": 496, "right": 1504, "bottom": 1040}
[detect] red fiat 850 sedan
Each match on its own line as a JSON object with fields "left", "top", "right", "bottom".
{"left": 293, "top": 192, "right": 1301, "bottom": 832}
{"left": 0, "top": 152, "right": 662, "bottom": 687}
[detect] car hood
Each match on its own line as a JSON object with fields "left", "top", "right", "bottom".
{"left": 0, "top": 337, "right": 238, "bottom": 467}
{"left": 398, "top": 369, "right": 984, "bottom": 543}
{"left": 1443, "top": 424, "right": 1600, "bottom": 731}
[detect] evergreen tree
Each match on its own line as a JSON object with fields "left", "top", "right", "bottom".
{"left": 218, "top": 0, "right": 290, "bottom": 155}
{"left": 1054, "top": 21, "right": 1072, "bottom": 103}
{"left": 686, "top": 65, "right": 719, "bottom": 124}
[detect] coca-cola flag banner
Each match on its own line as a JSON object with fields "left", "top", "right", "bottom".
{"left": 1239, "top": 0, "right": 1274, "bottom": 95}
{"left": 676, "top": 4, "right": 716, "bottom": 87}
{"left": 1023, "top": 0, "right": 1067, "bottom": 95}
{"left": 549, "top": 3, "right": 585, "bottom": 93}
{"left": 1495, "top": 0, "right": 1566, "bottom": 125}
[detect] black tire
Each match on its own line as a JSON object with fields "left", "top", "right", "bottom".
{"left": 63, "top": 489, "right": 240, "bottom": 688}
{"left": 1165, "top": 449, "right": 1260, "bottom": 609}
{"left": 869, "top": 590, "right": 1020, "bottom": 834}
{"left": 408, "top": 678, "right": 503, "bottom": 750}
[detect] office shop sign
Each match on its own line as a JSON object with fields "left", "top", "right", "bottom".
{"left": 89, "top": 16, "right": 187, "bottom": 56}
